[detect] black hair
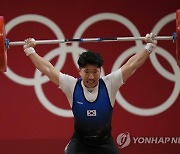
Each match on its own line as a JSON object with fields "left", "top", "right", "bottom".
{"left": 77, "top": 50, "right": 104, "bottom": 68}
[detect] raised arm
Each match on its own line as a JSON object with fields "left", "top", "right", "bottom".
{"left": 121, "top": 33, "right": 157, "bottom": 83}
{"left": 23, "top": 38, "right": 59, "bottom": 86}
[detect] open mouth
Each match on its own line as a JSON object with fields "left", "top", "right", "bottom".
{"left": 87, "top": 80, "right": 95, "bottom": 84}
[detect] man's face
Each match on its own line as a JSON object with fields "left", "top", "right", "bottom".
{"left": 79, "top": 64, "right": 101, "bottom": 88}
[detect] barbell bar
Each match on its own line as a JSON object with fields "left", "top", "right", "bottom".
{"left": 8, "top": 36, "right": 174, "bottom": 46}
{"left": 0, "top": 9, "right": 180, "bottom": 72}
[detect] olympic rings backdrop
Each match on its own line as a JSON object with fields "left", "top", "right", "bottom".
{"left": 0, "top": 0, "right": 180, "bottom": 154}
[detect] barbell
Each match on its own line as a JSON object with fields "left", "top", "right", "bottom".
{"left": 0, "top": 10, "right": 180, "bottom": 72}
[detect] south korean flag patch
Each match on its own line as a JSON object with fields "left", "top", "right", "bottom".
{"left": 87, "top": 110, "right": 96, "bottom": 117}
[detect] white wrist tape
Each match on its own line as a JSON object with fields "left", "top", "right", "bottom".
{"left": 24, "top": 47, "right": 36, "bottom": 56}
{"left": 145, "top": 43, "right": 156, "bottom": 54}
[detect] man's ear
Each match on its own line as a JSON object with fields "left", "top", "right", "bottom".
{"left": 78, "top": 68, "right": 81, "bottom": 75}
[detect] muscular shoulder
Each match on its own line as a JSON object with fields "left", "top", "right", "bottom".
{"left": 102, "top": 69, "right": 124, "bottom": 107}
{"left": 102, "top": 68, "right": 124, "bottom": 86}
{"left": 58, "top": 72, "right": 77, "bottom": 92}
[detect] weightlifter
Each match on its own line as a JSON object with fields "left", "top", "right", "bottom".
{"left": 23, "top": 33, "right": 157, "bottom": 154}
